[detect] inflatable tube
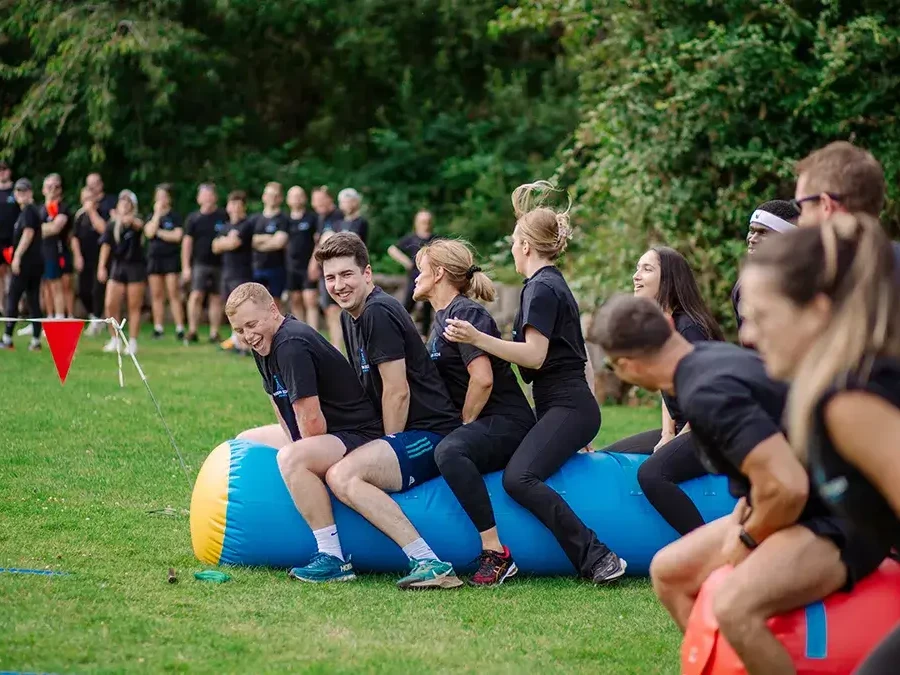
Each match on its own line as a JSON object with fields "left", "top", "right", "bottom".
{"left": 190, "top": 439, "right": 737, "bottom": 575}
{"left": 682, "top": 561, "right": 900, "bottom": 674}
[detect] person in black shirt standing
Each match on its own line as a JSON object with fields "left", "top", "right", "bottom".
{"left": 310, "top": 186, "right": 344, "bottom": 350}
{"left": 213, "top": 190, "right": 255, "bottom": 354}
{"left": 413, "top": 238, "right": 536, "bottom": 586}
{"left": 0, "top": 160, "right": 19, "bottom": 315}
{"left": 71, "top": 187, "right": 108, "bottom": 326}
{"left": 1, "top": 179, "right": 43, "bottom": 351}
{"left": 740, "top": 214, "right": 900, "bottom": 675}
{"left": 593, "top": 294, "right": 888, "bottom": 674}
{"left": 388, "top": 209, "right": 435, "bottom": 335}
{"left": 144, "top": 184, "right": 185, "bottom": 340}
{"left": 445, "top": 181, "right": 626, "bottom": 584}
{"left": 38, "top": 173, "right": 72, "bottom": 320}
{"left": 82, "top": 172, "right": 117, "bottom": 335}
{"left": 225, "top": 282, "right": 384, "bottom": 584}
{"left": 285, "top": 186, "right": 319, "bottom": 329}
{"left": 313, "top": 232, "right": 464, "bottom": 590}
{"left": 336, "top": 188, "right": 369, "bottom": 244}
{"left": 182, "top": 183, "right": 228, "bottom": 344}
{"left": 251, "top": 182, "right": 289, "bottom": 305}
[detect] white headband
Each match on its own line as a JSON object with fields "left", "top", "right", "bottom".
{"left": 750, "top": 209, "right": 795, "bottom": 233}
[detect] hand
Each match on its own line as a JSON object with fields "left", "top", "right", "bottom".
{"left": 654, "top": 433, "right": 675, "bottom": 452}
{"left": 720, "top": 521, "right": 753, "bottom": 568}
{"left": 444, "top": 318, "right": 479, "bottom": 345}
{"left": 153, "top": 202, "right": 164, "bottom": 218}
{"left": 84, "top": 199, "right": 97, "bottom": 213}
{"left": 182, "top": 268, "right": 192, "bottom": 285}
{"left": 74, "top": 254, "right": 84, "bottom": 273}
{"left": 11, "top": 256, "right": 21, "bottom": 276}
{"left": 97, "top": 266, "right": 108, "bottom": 284}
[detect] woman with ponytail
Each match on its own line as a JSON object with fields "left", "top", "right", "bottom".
{"left": 444, "top": 181, "right": 627, "bottom": 584}
{"left": 740, "top": 212, "right": 900, "bottom": 674}
{"left": 412, "top": 239, "right": 536, "bottom": 585}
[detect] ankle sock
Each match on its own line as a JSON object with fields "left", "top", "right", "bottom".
{"left": 313, "top": 525, "right": 344, "bottom": 561}
{"left": 402, "top": 538, "right": 437, "bottom": 562}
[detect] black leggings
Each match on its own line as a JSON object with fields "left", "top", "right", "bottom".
{"left": 434, "top": 414, "right": 534, "bottom": 533}
{"left": 856, "top": 623, "right": 900, "bottom": 674}
{"left": 603, "top": 429, "right": 708, "bottom": 535}
{"left": 5, "top": 272, "right": 43, "bottom": 338}
{"left": 503, "top": 391, "right": 608, "bottom": 576}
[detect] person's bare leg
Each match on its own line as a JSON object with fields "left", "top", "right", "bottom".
{"left": 187, "top": 290, "right": 203, "bottom": 335}
{"left": 208, "top": 293, "right": 223, "bottom": 337}
{"left": 303, "top": 290, "right": 319, "bottom": 331}
{"left": 236, "top": 424, "right": 290, "bottom": 448}
{"left": 325, "top": 305, "right": 343, "bottom": 351}
{"left": 165, "top": 273, "right": 185, "bottom": 329}
{"left": 47, "top": 278, "right": 64, "bottom": 316}
{"left": 149, "top": 275, "right": 165, "bottom": 328}
{"left": 480, "top": 527, "right": 503, "bottom": 553}
{"left": 650, "top": 514, "right": 734, "bottom": 631}
{"left": 713, "top": 526, "right": 847, "bottom": 675}
{"left": 104, "top": 281, "right": 125, "bottom": 339}
{"left": 126, "top": 282, "right": 145, "bottom": 340}
{"left": 277, "top": 435, "right": 348, "bottom": 530}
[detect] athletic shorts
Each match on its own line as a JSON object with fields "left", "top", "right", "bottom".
{"left": 221, "top": 273, "right": 251, "bottom": 302}
{"left": 800, "top": 515, "right": 889, "bottom": 591}
{"left": 332, "top": 429, "right": 381, "bottom": 453}
{"left": 287, "top": 267, "right": 316, "bottom": 292}
{"left": 253, "top": 267, "right": 287, "bottom": 298}
{"left": 192, "top": 263, "right": 222, "bottom": 294}
{"left": 110, "top": 260, "right": 148, "bottom": 285}
{"left": 147, "top": 256, "right": 180, "bottom": 276}
{"left": 43, "top": 252, "right": 72, "bottom": 280}
{"left": 383, "top": 430, "right": 444, "bottom": 492}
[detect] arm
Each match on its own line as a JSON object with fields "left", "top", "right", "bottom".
{"left": 87, "top": 208, "right": 106, "bottom": 234}
{"left": 97, "top": 243, "right": 111, "bottom": 282}
{"left": 156, "top": 227, "right": 183, "bottom": 243}
{"left": 253, "top": 231, "right": 288, "bottom": 251}
{"left": 11, "top": 228, "right": 34, "bottom": 274}
{"left": 377, "top": 359, "right": 410, "bottom": 434}
{"left": 270, "top": 399, "right": 292, "bottom": 442}
{"left": 445, "top": 321, "right": 549, "bottom": 370}
{"left": 42, "top": 214, "right": 68, "bottom": 237}
{"left": 212, "top": 232, "right": 241, "bottom": 254}
{"left": 144, "top": 212, "right": 161, "bottom": 238}
{"left": 387, "top": 244, "right": 413, "bottom": 271}
{"left": 660, "top": 398, "right": 677, "bottom": 439}
{"left": 461, "top": 355, "right": 493, "bottom": 423}
{"left": 291, "top": 396, "right": 328, "bottom": 438}
{"left": 70, "top": 236, "right": 84, "bottom": 272}
{"left": 181, "top": 236, "right": 193, "bottom": 278}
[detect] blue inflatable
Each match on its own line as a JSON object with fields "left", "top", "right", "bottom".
{"left": 190, "top": 439, "right": 737, "bottom": 575}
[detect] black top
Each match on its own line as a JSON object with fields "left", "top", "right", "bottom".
{"left": 185, "top": 209, "right": 229, "bottom": 266}
{"left": 512, "top": 265, "right": 590, "bottom": 407}
{"left": 429, "top": 295, "right": 535, "bottom": 425}
{"left": 809, "top": 358, "right": 900, "bottom": 551}
{"left": 893, "top": 242, "right": 900, "bottom": 287}
{"left": 397, "top": 233, "right": 434, "bottom": 278}
{"left": 96, "top": 194, "right": 118, "bottom": 222}
{"left": 12, "top": 203, "right": 43, "bottom": 272}
{"left": 254, "top": 316, "right": 383, "bottom": 443}
{"left": 74, "top": 210, "right": 103, "bottom": 255}
{"left": 100, "top": 221, "right": 145, "bottom": 264}
{"left": 222, "top": 218, "right": 255, "bottom": 278}
{"left": 342, "top": 286, "right": 460, "bottom": 436}
{"left": 338, "top": 216, "right": 369, "bottom": 245}
{"left": 39, "top": 202, "right": 72, "bottom": 260}
{"left": 147, "top": 211, "right": 183, "bottom": 260}
{"left": 252, "top": 212, "right": 290, "bottom": 270}
{"left": 316, "top": 208, "right": 344, "bottom": 236}
{"left": 0, "top": 187, "right": 19, "bottom": 242}
{"left": 663, "top": 311, "right": 712, "bottom": 433}
{"left": 731, "top": 280, "right": 742, "bottom": 331}
{"left": 287, "top": 210, "right": 317, "bottom": 270}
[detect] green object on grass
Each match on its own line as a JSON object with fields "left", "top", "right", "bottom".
{"left": 194, "top": 570, "right": 231, "bottom": 583}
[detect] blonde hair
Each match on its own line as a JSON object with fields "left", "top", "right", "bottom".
{"left": 265, "top": 181, "right": 283, "bottom": 196}
{"left": 415, "top": 239, "right": 495, "bottom": 302}
{"left": 746, "top": 212, "right": 900, "bottom": 457}
{"left": 224, "top": 282, "right": 275, "bottom": 315}
{"left": 511, "top": 180, "right": 573, "bottom": 260}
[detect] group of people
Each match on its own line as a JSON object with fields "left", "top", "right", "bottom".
{"left": 229, "top": 140, "right": 898, "bottom": 674}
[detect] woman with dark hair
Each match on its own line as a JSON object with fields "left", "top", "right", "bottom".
{"left": 602, "top": 246, "right": 723, "bottom": 535}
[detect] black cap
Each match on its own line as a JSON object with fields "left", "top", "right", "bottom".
{"left": 14, "top": 177, "right": 32, "bottom": 191}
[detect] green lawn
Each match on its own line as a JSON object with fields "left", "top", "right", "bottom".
{"left": 0, "top": 326, "right": 677, "bottom": 674}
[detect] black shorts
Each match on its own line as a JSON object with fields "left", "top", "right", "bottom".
{"left": 332, "top": 429, "right": 381, "bottom": 453}
{"left": 221, "top": 273, "right": 251, "bottom": 302}
{"left": 147, "top": 256, "right": 180, "bottom": 276}
{"left": 192, "top": 263, "right": 222, "bottom": 295}
{"left": 110, "top": 260, "right": 148, "bottom": 285}
{"left": 253, "top": 267, "right": 287, "bottom": 298}
{"left": 287, "top": 267, "right": 316, "bottom": 292}
{"left": 800, "top": 515, "right": 890, "bottom": 591}
{"left": 43, "top": 252, "right": 73, "bottom": 280}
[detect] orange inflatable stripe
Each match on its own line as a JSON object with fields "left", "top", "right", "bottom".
{"left": 189, "top": 442, "right": 231, "bottom": 564}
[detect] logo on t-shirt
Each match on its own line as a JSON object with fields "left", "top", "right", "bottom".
{"left": 215, "top": 221, "right": 226, "bottom": 234}
{"left": 272, "top": 375, "right": 288, "bottom": 399}
{"left": 6, "top": 194, "right": 14, "bottom": 204}
{"left": 428, "top": 340, "right": 440, "bottom": 360}
{"left": 265, "top": 221, "right": 277, "bottom": 234}
{"left": 358, "top": 348, "right": 370, "bottom": 373}
{"left": 297, "top": 221, "right": 310, "bottom": 232}
{"left": 162, "top": 217, "right": 174, "bottom": 230}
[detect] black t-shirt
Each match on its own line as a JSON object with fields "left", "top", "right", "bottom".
{"left": 252, "top": 212, "right": 289, "bottom": 270}
{"left": 342, "top": 287, "right": 460, "bottom": 436}
{"left": 316, "top": 208, "right": 344, "bottom": 236}
{"left": 287, "top": 210, "right": 317, "bottom": 270}
{"left": 254, "top": 316, "right": 383, "bottom": 442}
{"left": 74, "top": 209, "right": 104, "bottom": 256}
{"left": 12, "top": 203, "right": 43, "bottom": 272}
{"left": 39, "top": 202, "right": 73, "bottom": 260}
{"left": 0, "top": 187, "right": 19, "bottom": 242}
{"left": 100, "top": 221, "right": 145, "bottom": 264}
{"left": 96, "top": 194, "right": 118, "bottom": 222}
{"left": 512, "top": 265, "right": 589, "bottom": 407}
{"left": 222, "top": 218, "right": 255, "bottom": 278}
{"left": 397, "top": 233, "right": 434, "bottom": 278}
{"left": 147, "top": 211, "right": 182, "bottom": 260}
{"left": 663, "top": 312, "right": 712, "bottom": 432}
{"left": 338, "top": 216, "right": 369, "bottom": 245}
{"left": 809, "top": 358, "right": 900, "bottom": 552}
{"left": 186, "top": 209, "right": 229, "bottom": 266}
{"left": 429, "top": 295, "right": 535, "bottom": 425}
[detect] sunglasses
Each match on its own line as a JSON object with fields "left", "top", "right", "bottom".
{"left": 790, "top": 192, "right": 843, "bottom": 212}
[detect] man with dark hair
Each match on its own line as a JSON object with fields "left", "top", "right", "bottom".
{"left": 213, "top": 190, "right": 255, "bottom": 353}
{"left": 0, "top": 161, "right": 19, "bottom": 313}
{"left": 298, "top": 231, "right": 464, "bottom": 590}
{"left": 251, "top": 182, "right": 289, "bottom": 305}
{"left": 593, "top": 294, "right": 887, "bottom": 674}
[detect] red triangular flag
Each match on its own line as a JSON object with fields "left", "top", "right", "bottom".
{"left": 43, "top": 320, "right": 84, "bottom": 384}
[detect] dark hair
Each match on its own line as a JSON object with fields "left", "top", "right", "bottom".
{"left": 594, "top": 294, "right": 674, "bottom": 356}
{"left": 312, "top": 185, "right": 332, "bottom": 198}
{"left": 227, "top": 190, "right": 247, "bottom": 203}
{"left": 314, "top": 231, "right": 370, "bottom": 270}
{"left": 754, "top": 199, "right": 800, "bottom": 223}
{"left": 155, "top": 183, "right": 173, "bottom": 198}
{"left": 651, "top": 247, "right": 724, "bottom": 342}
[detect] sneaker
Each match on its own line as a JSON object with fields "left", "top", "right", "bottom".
{"left": 85, "top": 321, "right": 103, "bottom": 337}
{"left": 469, "top": 546, "right": 518, "bottom": 587}
{"left": 175, "top": 328, "right": 185, "bottom": 341}
{"left": 28, "top": 339, "right": 42, "bottom": 352}
{"left": 288, "top": 552, "right": 356, "bottom": 583}
{"left": 102, "top": 337, "right": 120, "bottom": 353}
{"left": 397, "top": 559, "right": 464, "bottom": 590}
{"left": 209, "top": 332, "right": 220, "bottom": 344}
{"left": 126, "top": 338, "right": 138, "bottom": 355}
{"left": 17, "top": 323, "right": 34, "bottom": 337}
{"left": 152, "top": 328, "right": 164, "bottom": 339}
{"left": 591, "top": 551, "right": 627, "bottom": 585}
{"left": 184, "top": 332, "right": 198, "bottom": 346}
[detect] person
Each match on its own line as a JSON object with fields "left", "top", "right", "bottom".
{"left": 444, "top": 181, "right": 627, "bottom": 584}
{"left": 225, "top": 282, "right": 384, "bottom": 582}
{"left": 82, "top": 172, "right": 117, "bottom": 335}
{"left": 388, "top": 210, "right": 435, "bottom": 335}
{"left": 86, "top": 173, "right": 118, "bottom": 220}
{"left": 182, "top": 183, "right": 228, "bottom": 344}
{"left": 71, "top": 187, "right": 108, "bottom": 329}
{"left": 213, "top": 190, "right": 255, "bottom": 354}
{"left": 251, "top": 182, "right": 289, "bottom": 304}
{"left": 0, "top": 160, "right": 20, "bottom": 315}
{"left": 98, "top": 190, "right": 146, "bottom": 355}
{"left": 738, "top": 213, "right": 900, "bottom": 675}
{"left": 2, "top": 178, "right": 43, "bottom": 350}
{"left": 311, "top": 232, "right": 464, "bottom": 590}
{"left": 285, "top": 186, "right": 319, "bottom": 329}
{"left": 592, "top": 294, "right": 888, "bottom": 674}
{"left": 39, "top": 173, "right": 73, "bottom": 320}
{"left": 730, "top": 200, "right": 798, "bottom": 332}
{"left": 311, "top": 186, "right": 343, "bottom": 236}
{"left": 310, "top": 187, "right": 344, "bottom": 349}
{"left": 601, "top": 246, "right": 723, "bottom": 535}
{"left": 336, "top": 188, "right": 369, "bottom": 244}
{"left": 143, "top": 184, "right": 185, "bottom": 340}
{"left": 413, "top": 238, "right": 536, "bottom": 585}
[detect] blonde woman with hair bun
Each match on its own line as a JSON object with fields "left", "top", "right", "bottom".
{"left": 444, "top": 181, "right": 628, "bottom": 584}
{"left": 412, "top": 238, "right": 536, "bottom": 585}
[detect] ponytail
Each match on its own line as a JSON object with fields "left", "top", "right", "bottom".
{"left": 415, "top": 239, "right": 496, "bottom": 302}
{"left": 511, "top": 180, "right": 573, "bottom": 260}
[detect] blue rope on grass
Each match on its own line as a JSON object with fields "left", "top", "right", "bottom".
{"left": 0, "top": 568, "right": 70, "bottom": 576}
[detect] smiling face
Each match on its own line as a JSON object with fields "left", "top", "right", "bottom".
{"left": 227, "top": 299, "right": 281, "bottom": 356}
{"left": 412, "top": 252, "right": 438, "bottom": 302}
{"left": 633, "top": 250, "right": 661, "bottom": 300}
{"left": 197, "top": 186, "right": 217, "bottom": 210}
{"left": 323, "top": 255, "right": 371, "bottom": 316}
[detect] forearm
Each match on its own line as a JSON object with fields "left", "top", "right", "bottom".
{"left": 742, "top": 480, "right": 807, "bottom": 542}
{"left": 41, "top": 222, "right": 63, "bottom": 236}
{"left": 181, "top": 240, "right": 193, "bottom": 269}
{"left": 70, "top": 239, "right": 83, "bottom": 258}
{"left": 381, "top": 387, "right": 410, "bottom": 435}
{"left": 473, "top": 332, "right": 544, "bottom": 370}
{"left": 461, "top": 383, "right": 491, "bottom": 424}
{"left": 98, "top": 245, "right": 111, "bottom": 270}
{"left": 14, "top": 231, "right": 34, "bottom": 259}
{"left": 661, "top": 400, "right": 676, "bottom": 436}
{"left": 387, "top": 246, "right": 413, "bottom": 270}
{"left": 157, "top": 229, "right": 182, "bottom": 243}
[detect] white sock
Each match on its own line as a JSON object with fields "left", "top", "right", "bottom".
{"left": 402, "top": 538, "right": 437, "bottom": 562}
{"left": 155, "top": 324, "right": 163, "bottom": 332}
{"left": 313, "top": 525, "right": 344, "bottom": 561}
{"left": 54, "top": 313, "right": 64, "bottom": 319}
{"left": 176, "top": 324, "right": 184, "bottom": 332}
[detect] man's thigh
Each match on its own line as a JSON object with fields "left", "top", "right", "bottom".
{"left": 280, "top": 434, "right": 349, "bottom": 479}
{"left": 331, "top": 439, "right": 403, "bottom": 492}
{"left": 652, "top": 513, "right": 734, "bottom": 588}
{"left": 237, "top": 424, "right": 290, "bottom": 448}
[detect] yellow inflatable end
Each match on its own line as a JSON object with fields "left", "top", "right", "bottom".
{"left": 190, "top": 441, "right": 232, "bottom": 564}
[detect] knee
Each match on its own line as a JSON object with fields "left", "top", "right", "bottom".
{"left": 637, "top": 457, "right": 663, "bottom": 491}
{"left": 434, "top": 438, "right": 467, "bottom": 473}
{"left": 501, "top": 467, "right": 533, "bottom": 500}
{"left": 649, "top": 544, "right": 685, "bottom": 597}
{"left": 711, "top": 581, "right": 757, "bottom": 641}
{"left": 325, "top": 462, "right": 356, "bottom": 501}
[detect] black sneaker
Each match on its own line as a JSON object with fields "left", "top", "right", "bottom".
{"left": 208, "top": 332, "right": 220, "bottom": 343}
{"left": 176, "top": 329, "right": 185, "bottom": 341}
{"left": 184, "top": 332, "right": 199, "bottom": 345}
{"left": 152, "top": 328, "right": 164, "bottom": 339}
{"left": 591, "top": 551, "right": 627, "bottom": 585}
{"left": 469, "top": 546, "right": 518, "bottom": 587}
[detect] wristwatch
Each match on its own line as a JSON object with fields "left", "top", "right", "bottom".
{"left": 738, "top": 528, "right": 759, "bottom": 550}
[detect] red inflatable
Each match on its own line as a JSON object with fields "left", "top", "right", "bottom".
{"left": 682, "top": 560, "right": 900, "bottom": 674}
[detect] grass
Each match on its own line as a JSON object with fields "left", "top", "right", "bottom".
{"left": 0, "top": 324, "right": 676, "bottom": 674}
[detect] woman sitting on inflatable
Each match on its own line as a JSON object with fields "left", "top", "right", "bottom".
{"left": 740, "top": 212, "right": 900, "bottom": 674}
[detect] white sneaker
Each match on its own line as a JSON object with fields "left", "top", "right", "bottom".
{"left": 86, "top": 320, "right": 103, "bottom": 337}
{"left": 126, "top": 338, "right": 138, "bottom": 355}
{"left": 17, "top": 323, "right": 34, "bottom": 336}
{"left": 102, "top": 337, "right": 120, "bottom": 353}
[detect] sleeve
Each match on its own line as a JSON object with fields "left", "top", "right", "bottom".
{"left": 454, "top": 306, "right": 492, "bottom": 366}
{"left": 185, "top": 213, "right": 197, "bottom": 237}
{"left": 520, "top": 281, "right": 559, "bottom": 339}
{"left": 171, "top": 211, "right": 183, "bottom": 228}
{"left": 679, "top": 322, "right": 708, "bottom": 344}
{"left": 356, "top": 218, "right": 369, "bottom": 244}
{"left": 24, "top": 208, "right": 40, "bottom": 232}
{"left": 99, "top": 222, "right": 113, "bottom": 246}
{"left": 277, "top": 214, "right": 289, "bottom": 233}
{"left": 397, "top": 234, "right": 415, "bottom": 255}
{"left": 362, "top": 306, "right": 406, "bottom": 365}
{"left": 273, "top": 339, "right": 320, "bottom": 403}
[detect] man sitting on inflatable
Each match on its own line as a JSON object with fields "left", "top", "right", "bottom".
{"left": 593, "top": 294, "right": 888, "bottom": 675}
